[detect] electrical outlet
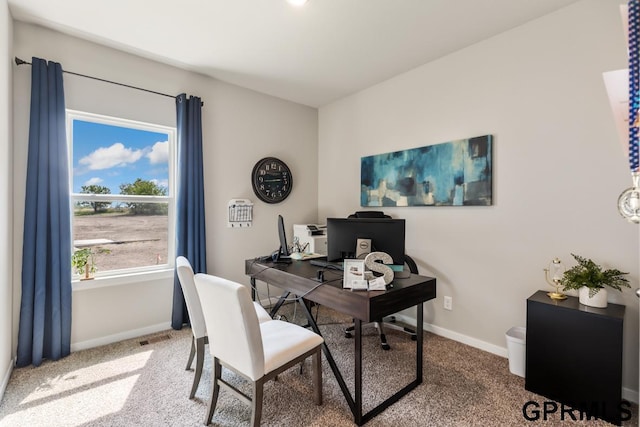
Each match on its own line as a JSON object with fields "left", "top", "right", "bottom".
{"left": 444, "top": 296, "right": 453, "bottom": 311}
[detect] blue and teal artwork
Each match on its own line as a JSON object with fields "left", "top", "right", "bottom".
{"left": 361, "top": 135, "right": 493, "bottom": 207}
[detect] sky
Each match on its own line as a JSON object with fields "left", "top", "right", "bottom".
{"left": 71, "top": 119, "right": 170, "bottom": 195}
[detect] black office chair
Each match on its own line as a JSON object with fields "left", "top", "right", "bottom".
{"left": 343, "top": 211, "right": 418, "bottom": 350}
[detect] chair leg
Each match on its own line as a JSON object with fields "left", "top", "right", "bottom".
{"left": 251, "top": 377, "right": 265, "bottom": 427}
{"left": 204, "top": 358, "right": 222, "bottom": 426}
{"left": 312, "top": 347, "right": 322, "bottom": 405}
{"left": 344, "top": 324, "right": 354, "bottom": 338}
{"left": 384, "top": 316, "right": 418, "bottom": 340}
{"left": 347, "top": 317, "right": 416, "bottom": 347}
{"left": 373, "top": 322, "right": 391, "bottom": 350}
{"left": 186, "top": 336, "right": 196, "bottom": 370}
{"left": 190, "top": 336, "right": 206, "bottom": 398}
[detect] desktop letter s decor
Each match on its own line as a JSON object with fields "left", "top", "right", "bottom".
{"left": 364, "top": 252, "right": 394, "bottom": 286}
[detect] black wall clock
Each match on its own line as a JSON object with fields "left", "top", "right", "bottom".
{"left": 251, "top": 157, "right": 293, "bottom": 203}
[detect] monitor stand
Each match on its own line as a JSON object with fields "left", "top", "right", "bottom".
{"left": 271, "top": 248, "right": 292, "bottom": 264}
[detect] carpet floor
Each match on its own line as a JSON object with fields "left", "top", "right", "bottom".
{"left": 0, "top": 304, "right": 637, "bottom": 426}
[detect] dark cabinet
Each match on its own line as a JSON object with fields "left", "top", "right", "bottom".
{"left": 525, "top": 290, "right": 625, "bottom": 425}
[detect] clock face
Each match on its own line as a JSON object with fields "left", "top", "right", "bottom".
{"left": 251, "top": 157, "right": 293, "bottom": 204}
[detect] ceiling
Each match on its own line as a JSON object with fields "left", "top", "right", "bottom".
{"left": 8, "top": 0, "right": 582, "bottom": 107}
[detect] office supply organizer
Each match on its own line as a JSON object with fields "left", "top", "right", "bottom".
{"left": 227, "top": 199, "right": 253, "bottom": 228}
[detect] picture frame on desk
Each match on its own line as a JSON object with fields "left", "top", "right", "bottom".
{"left": 343, "top": 259, "right": 367, "bottom": 290}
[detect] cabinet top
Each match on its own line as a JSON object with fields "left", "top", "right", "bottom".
{"left": 528, "top": 290, "right": 625, "bottom": 320}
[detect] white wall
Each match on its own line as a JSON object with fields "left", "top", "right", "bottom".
{"left": 0, "top": 0, "right": 14, "bottom": 397}
{"left": 12, "top": 23, "right": 318, "bottom": 349}
{"left": 319, "top": 0, "right": 639, "bottom": 399}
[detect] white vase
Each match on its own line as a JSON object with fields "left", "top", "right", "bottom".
{"left": 578, "top": 287, "right": 607, "bottom": 308}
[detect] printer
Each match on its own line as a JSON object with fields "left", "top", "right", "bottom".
{"left": 293, "top": 224, "right": 327, "bottom": 255}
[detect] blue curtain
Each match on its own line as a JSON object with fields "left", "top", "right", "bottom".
{"left": 172, "top": 94, "right": 207, "bottom": 329}
{"left": 17, "top": 57, "right": 72, "bottom": 367}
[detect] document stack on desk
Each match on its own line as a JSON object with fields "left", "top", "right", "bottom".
{"left": 343, "top": 259, "right": 368, "bottom": 290}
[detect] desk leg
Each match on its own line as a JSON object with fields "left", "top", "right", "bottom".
{"left": 296, "top": 298, "right": 356, "bottom": 416}
{"left": 250, "top": 277, "right": 257, "bottom": 301}
{"left": 251, "top": 277, "right": 289, "bottom": 319}
{"left": 417, "top": 302, "right": 423, "bottom": 384}
{"left": 354, "top": 318, "right": 363, "bottom": 425}
{"left": 268, "top": 292, "right": 290, "bottom": 318}
{"left": 295, "top": 297, "right": 422, "bottom": 426}
{"left": 358, "top": 303, "right": 424, "bottom": 425}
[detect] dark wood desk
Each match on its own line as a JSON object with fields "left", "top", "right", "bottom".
{"left": 245, "top": 259, "right": 437, "bottom": 425}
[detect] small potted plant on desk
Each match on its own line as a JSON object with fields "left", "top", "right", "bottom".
{"left": 72, "top": 247, "right": 111, "bottom": 280}
{"left": 561, "top": 253, "right": 630, "bottom": 308}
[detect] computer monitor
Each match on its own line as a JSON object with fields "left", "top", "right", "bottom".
{"left": 326, "top": 218, "right": 406, "bottom": 265}
{"left": 277, "top": 214, "right": 291, "bottom": 259}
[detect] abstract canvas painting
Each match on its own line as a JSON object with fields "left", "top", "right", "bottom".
{"left": 360, "top": 135, "right": 493, "bottom": 207}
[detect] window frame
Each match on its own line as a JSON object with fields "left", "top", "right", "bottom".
{"left": 67, "top": 110, "right": 176, "bottom": 284}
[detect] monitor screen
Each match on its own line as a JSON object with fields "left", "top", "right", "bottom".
{"left": 277, "top": 214, "right": 290, "bottom": 257}
{"left": 326, "top": 218, "right": 405, "bottom": 265}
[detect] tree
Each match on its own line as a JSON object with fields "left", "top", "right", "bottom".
{"left": 119, "top": 178, "right": 168, "bottom": 215}
{"left": 80, "top": 185, "right": 111, "bottom": 213}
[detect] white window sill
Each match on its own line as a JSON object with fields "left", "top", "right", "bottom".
{"left": 72, "top": 268, "right": 174, "bottom": 291}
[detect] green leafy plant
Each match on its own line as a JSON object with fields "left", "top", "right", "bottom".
{"left": 79, "top": 184, "right": 112, "bottom": 213}
{"left": 119, "top": 178, "right": 168, "bottom": 215}
{"left": 561, "top": 253, "right": 630, "bottom": 297}
{"left": 71, "top": 247, "right": 111, "bottom": 279}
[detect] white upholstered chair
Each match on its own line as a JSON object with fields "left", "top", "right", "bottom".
{"left": 194, "top": 273, "right": 323, "bottom": 426}
{"left": 175, "top": 257, "right": 271, "bottom": 399}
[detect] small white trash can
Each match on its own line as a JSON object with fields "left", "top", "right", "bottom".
{"left": 505, "top": 326, "right": 526, "bottom": 377}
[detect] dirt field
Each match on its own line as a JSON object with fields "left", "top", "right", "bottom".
{"left": 73, "top": 213, "right": 168, "bottom": 272}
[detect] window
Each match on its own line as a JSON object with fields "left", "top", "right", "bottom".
{"left": 67, "top": 110, "right": 176, "bottom": 279}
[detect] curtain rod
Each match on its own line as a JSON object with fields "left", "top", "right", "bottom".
{"left": 14, "top": 57, "right": 204, "bottom": 106}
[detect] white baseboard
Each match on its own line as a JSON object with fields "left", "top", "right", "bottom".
{"left": 392, "top": 314, "right": 639, "bottom": 404}
{"left": 424, "top": 321, "right": 508, "bottom": 358}
{"left": 70, "top": 322, "right": 172, "bottom": 352}
{"left": 0, "top": 357, "right": 14, "bottom": 402}
{"left": 393, "top": 313, "right": 508, "bottom": 358}
{"left": 623, "top": 387, "right": 639, "bottom": 405}
{"left": 1, "top": 323, "right": 172, "bottom": 401}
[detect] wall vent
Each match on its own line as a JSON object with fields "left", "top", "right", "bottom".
{"left": 139, "top": 334, "right": 171, "bottom": 346}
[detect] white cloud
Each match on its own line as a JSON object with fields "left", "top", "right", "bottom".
{"left": 146, "top": 141, "right": 169, "bottom": 164}
{"left": 151, "top": 178, "right": 169, "bottom": 189}
{"left": 84, "top": 177, "right": 104, "bottom": 186}
{"left": 79, "top": 143, "right": 144, "bottom": 171}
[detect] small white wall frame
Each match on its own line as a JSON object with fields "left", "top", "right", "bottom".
{"left": 227, "top": 199, "right": 253, "bottom": 228}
